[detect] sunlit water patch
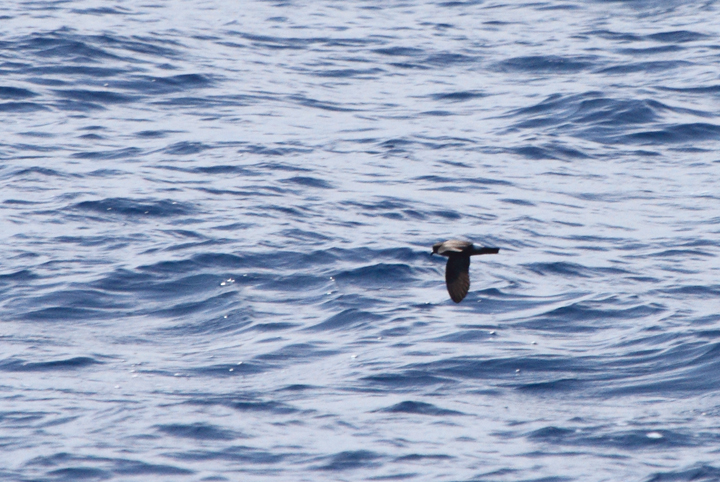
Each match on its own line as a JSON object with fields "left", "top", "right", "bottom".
{"left": 1, "top": 1, "right": 720, "bottom": 481}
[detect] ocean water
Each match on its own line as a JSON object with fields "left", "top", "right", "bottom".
{"left": 1, "top": 0, "right": 720, "bottom": 480}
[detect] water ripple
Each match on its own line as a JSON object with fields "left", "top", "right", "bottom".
{"left": 1, "top": 1, "right": 719, "bottom": 481}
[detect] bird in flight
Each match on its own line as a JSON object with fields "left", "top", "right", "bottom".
{"left": 432, "top": 240, "right": 499, "bottom": 303}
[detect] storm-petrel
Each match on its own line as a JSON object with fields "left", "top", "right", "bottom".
{"left": 432, "top": 240, "right": 499, "bottom": 303}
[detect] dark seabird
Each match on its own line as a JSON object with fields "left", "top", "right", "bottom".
{"left": 432, "top": 240, "right": 500, "bottom": 303}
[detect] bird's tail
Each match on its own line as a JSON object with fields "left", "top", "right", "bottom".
{"left": 472, "top": 247, "right": 500, "bottom": 255}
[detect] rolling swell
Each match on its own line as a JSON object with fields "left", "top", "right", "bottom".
{"left": 1, "top": 1, "right": 719, "bottom": 482}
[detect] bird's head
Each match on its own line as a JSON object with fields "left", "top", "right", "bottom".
{"left": 431, "top": 242, "right": 442, "bottom": 255}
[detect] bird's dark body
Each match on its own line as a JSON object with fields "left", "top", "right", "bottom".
{"left": 432, "top": 240, "right": 499, "bottom": 303}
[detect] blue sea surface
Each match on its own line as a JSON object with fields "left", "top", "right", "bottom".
{"left": 1, "top": 1, "right": 720, "bottom": 480}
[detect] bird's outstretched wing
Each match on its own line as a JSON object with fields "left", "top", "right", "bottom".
{"left": 445, "top": 255, "right": 471, "bottom": 303}
{"left": 471, "top": 247, "right": 500, "bottom": 256}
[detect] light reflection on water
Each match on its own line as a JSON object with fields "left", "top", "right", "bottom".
{"left": 1, "top": 1, "right": 720, "bottom": 480}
